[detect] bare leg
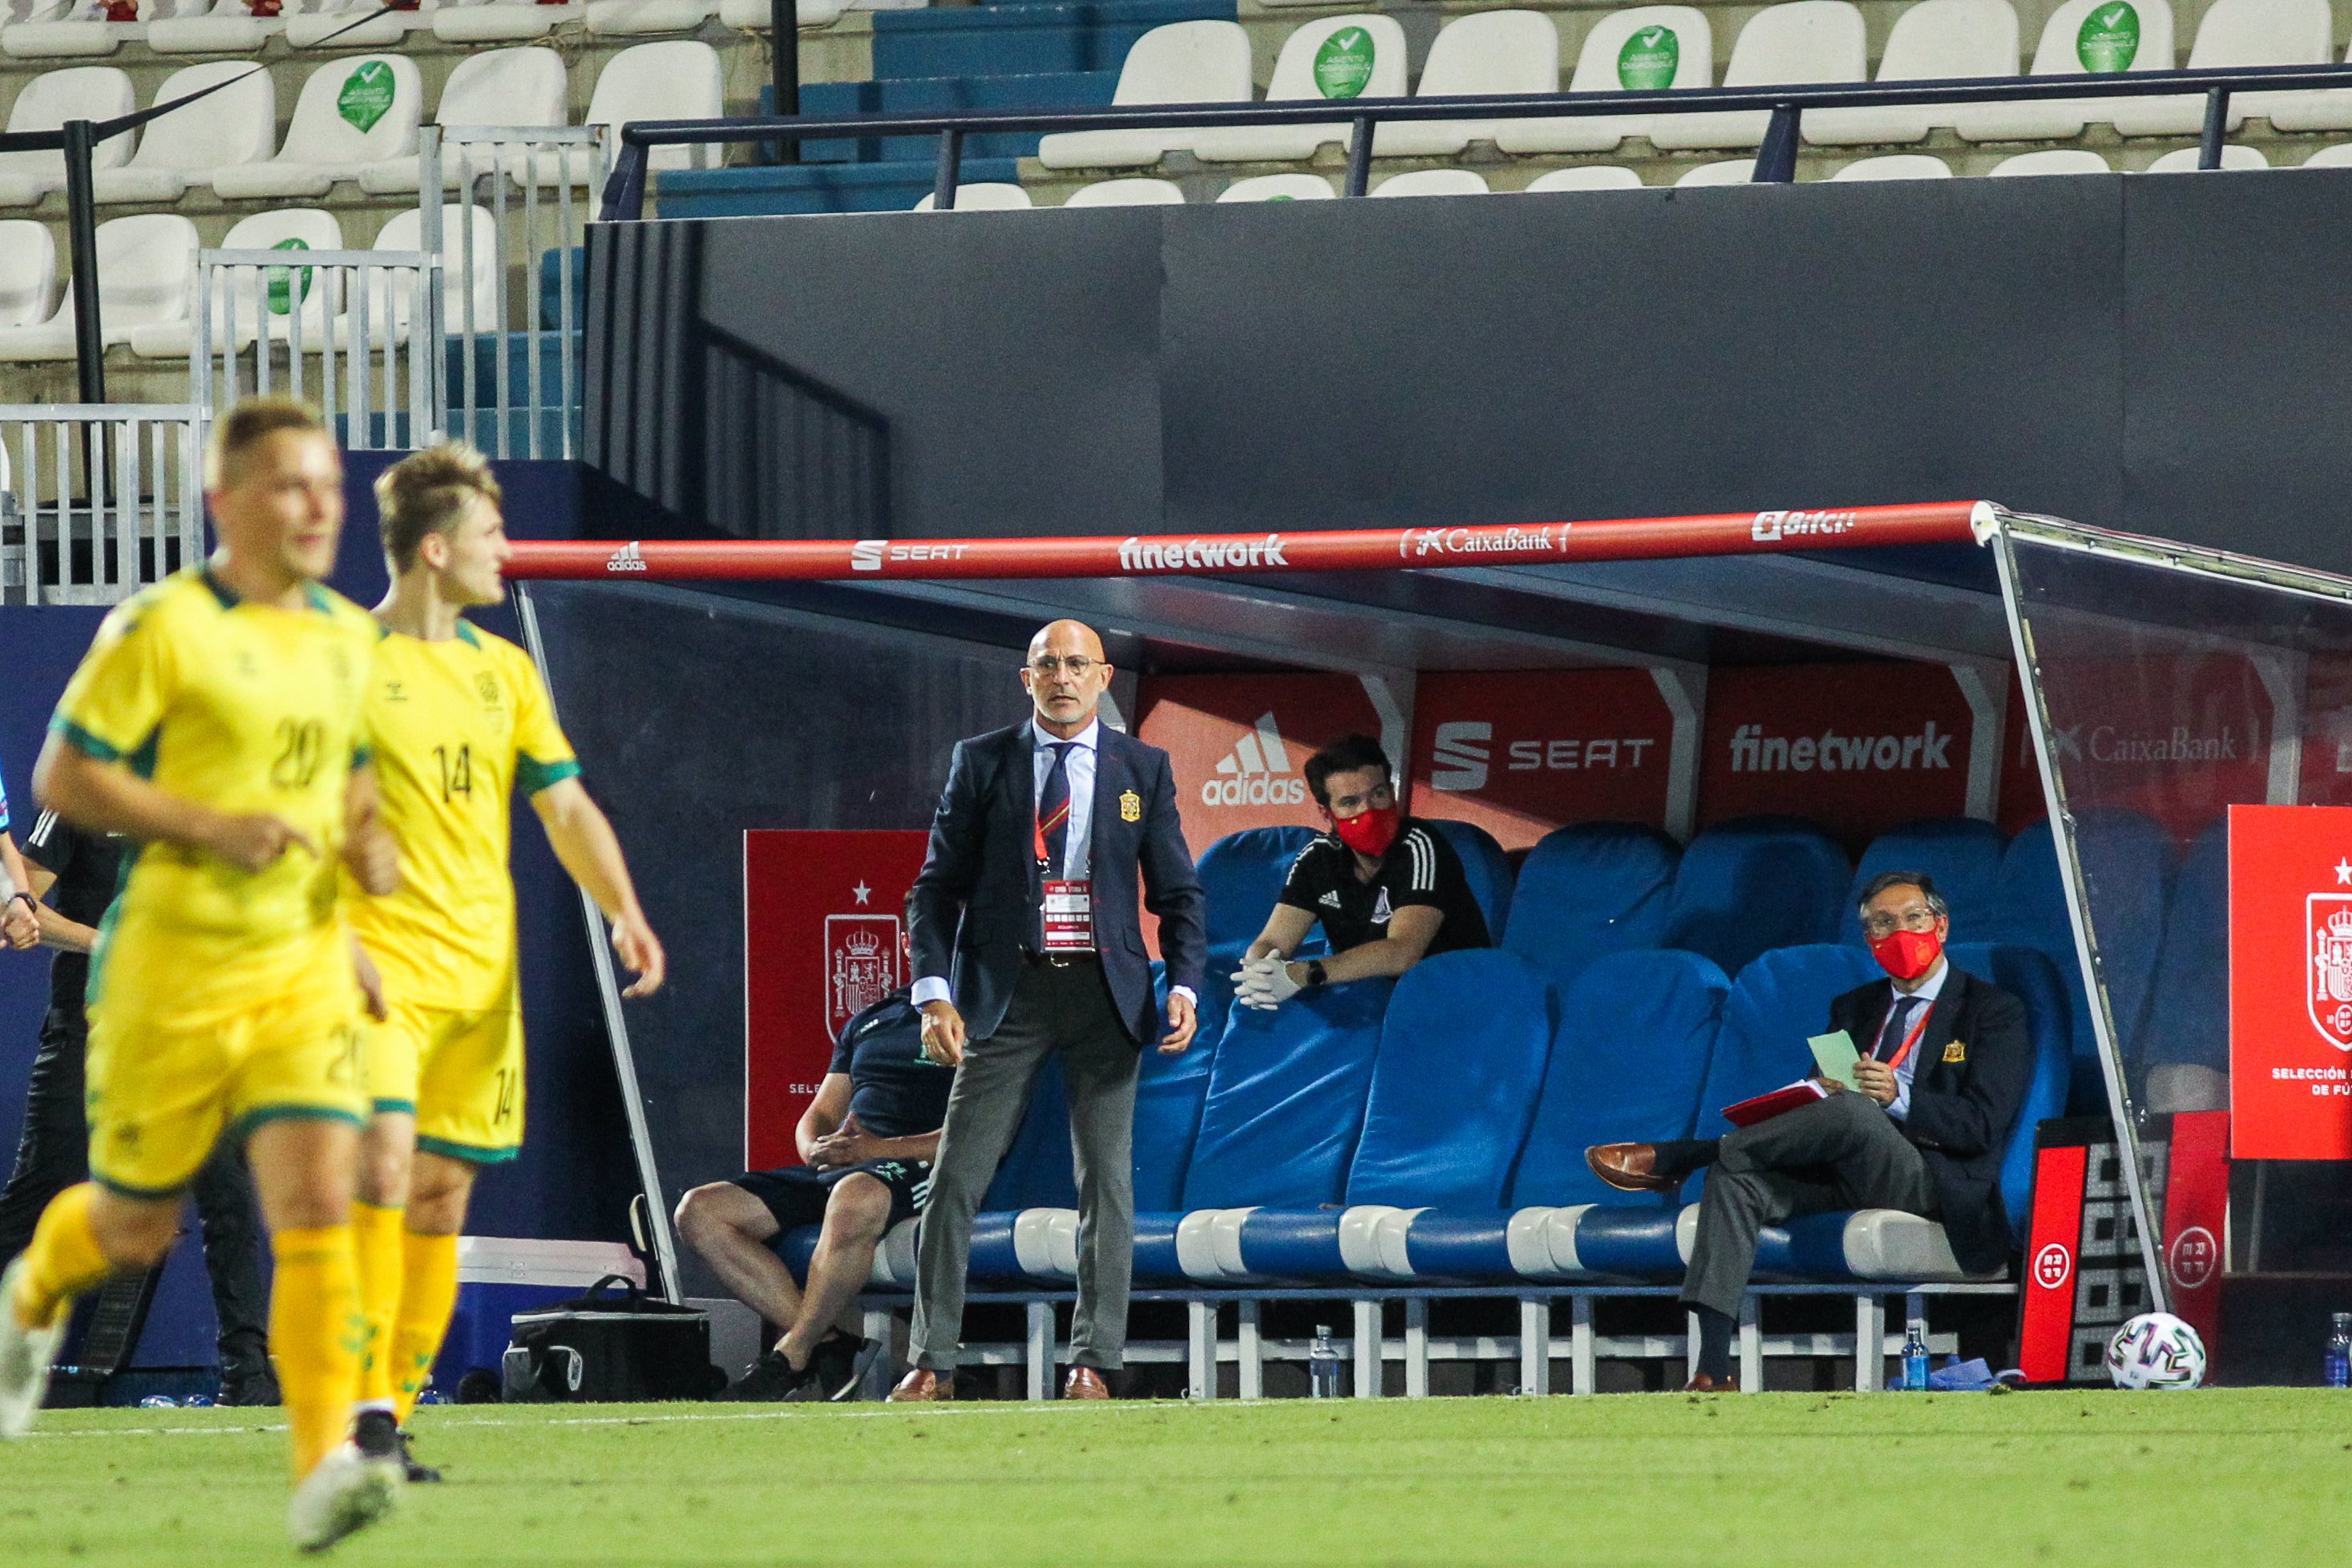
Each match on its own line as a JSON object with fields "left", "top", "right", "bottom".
{"left": 778, "top": 1174, "right": 889, "bottom": 1369}
{"left": 356, "top": 1112, "right": 415, "bottom": 1210}
{"left": 84, "top": 1190, "right": 182, "bottom": 1271}
{"left": 674, "top": 1182, "right": 802, "bottom": 1337}
{"left": 404, "top": 1151, "right": 475, "bottom": 1239}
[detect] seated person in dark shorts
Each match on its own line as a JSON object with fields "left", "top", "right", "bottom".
{"left": 675, "top": 990, "right": 948, "bottom": 1400}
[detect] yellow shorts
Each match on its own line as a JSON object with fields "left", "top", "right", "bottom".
{"left": 362, "top": 992, "right": 525, "bottom": 1166}
{"left": 84, "top": 927, "right": 367, "bottom": 1197}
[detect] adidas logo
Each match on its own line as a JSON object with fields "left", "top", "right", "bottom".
{"left": 1319, "top": 890, "right": 1342, "bottom": 908}
{"left": 1202, "top": 713, "right": 1308, "bottom": 807}
{"left": 604, "top": 540, "right": 648, "bottom": 573}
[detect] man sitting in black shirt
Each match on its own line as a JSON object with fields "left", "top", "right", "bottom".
{"left": 674, "top": 991, "right": 948, "bottom": 1401}
{"left": 1233, "top": 734, "right": 1490, "bottom": 1011}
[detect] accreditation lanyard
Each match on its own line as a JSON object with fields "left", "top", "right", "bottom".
{"left": 1875, "top": 1000, "right": 1934, "bottom": 1073}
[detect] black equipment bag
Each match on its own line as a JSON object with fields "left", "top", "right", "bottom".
{"left": 501, "top": 1275, "right": 723, "bottom": 1402}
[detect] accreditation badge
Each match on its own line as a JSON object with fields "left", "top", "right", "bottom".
{"left": 1042, "top": 879, "right": 1094, "bottom": 952}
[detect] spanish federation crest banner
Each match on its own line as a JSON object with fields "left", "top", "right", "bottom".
{"left": 2228, "top": 804, "right": 2352, "bottom": 1158}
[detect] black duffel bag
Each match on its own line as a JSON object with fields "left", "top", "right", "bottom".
{"left": 501, "top": 1275, "right": 725, "bottom": 1402}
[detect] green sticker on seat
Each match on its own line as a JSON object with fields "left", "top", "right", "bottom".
{"left": 337, "top": 60, "right": 395, "bottom": 132}
{"left": 264, "top": 237, "right": 311, "bottom": 317}
{"left": 2077, "top": 2, "right": 2139, "bottom": 71}
{"left": 1619, "top": 25, "right": 1680, "bottom": 91}
{"left": 1314, "top": 26, "right": 1376, "bottom": 100}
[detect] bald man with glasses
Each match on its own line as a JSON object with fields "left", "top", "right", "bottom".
{"left": 891, "top": 620, "right": 1206, "bottom": 1401}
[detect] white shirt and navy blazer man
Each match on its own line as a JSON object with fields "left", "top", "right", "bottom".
{"left": 891, "top": 620, "right": 1206, "bottom": 1400}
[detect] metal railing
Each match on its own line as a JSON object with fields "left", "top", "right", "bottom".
{"left": 423, "top": 124, "right": 612, "bottom": 460}
{"left": 0, "top": 404, "right": 201, "bottom": 606}
{"left": 192, "top": 248, "right": 441, "bottom": 453}
{"left": 596, "top": 60, "right": 2352, "bottom": 216}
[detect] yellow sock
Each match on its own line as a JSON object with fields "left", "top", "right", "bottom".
{"left": 389, "top": 1229, "right": 460, "bottom": 1428}
{"left": 11, "top": 1183, "right": 112, "bottom": 1331}
{"left": 269, "top": 1224, "right": 363, "bottom": 1481}
{"left": 350, "top": 1202, "right": 405, "bottom": 1409}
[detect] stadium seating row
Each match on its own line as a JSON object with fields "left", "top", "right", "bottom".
{"left": 1040, "top": 0, "right": 2352, "bottom": 172}
{"left": 0, "top": 0, "right": 861, "bottom": 57}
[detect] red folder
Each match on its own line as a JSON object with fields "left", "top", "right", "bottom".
{"left": 1721, "top": 1078, "right": 1830, "bottom": 1128}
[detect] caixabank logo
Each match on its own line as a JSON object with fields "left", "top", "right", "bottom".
{"left": 1202, "top": 713, "right": 1310, "bottom": 807}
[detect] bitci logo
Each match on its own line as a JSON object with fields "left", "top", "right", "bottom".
{"left": 2308, "top": 895, "right": 2352, "bottom": 1051}
{"left": 2167, "top": 1225, "right": 2218, "bottom": 1291}
{"left": 2033, "top": 1241, "right": 2072, "bottom": 1291}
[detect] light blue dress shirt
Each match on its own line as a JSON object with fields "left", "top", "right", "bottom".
{"left": 1878, "top": 957, "right": 1948, "bottom": 1122}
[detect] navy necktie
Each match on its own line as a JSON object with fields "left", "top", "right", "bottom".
{"left": 1877, "top": 996, "right": 1920, "bottom": 1063}
{"left": 1036, "top": 742, "right": 1075, "bottom": 878}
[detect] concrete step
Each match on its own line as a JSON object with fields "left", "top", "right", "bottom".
{"left": 781, "top": 71, "right": 1118, "bottom": 162}
{"left": 654, "top": 156, "right": 1025, "bottom": 216}
{"left": 871, "top": 0, "right": 1232, "bottom": 80}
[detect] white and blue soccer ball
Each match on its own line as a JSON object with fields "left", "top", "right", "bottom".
{"left": 2105, "top": 1311, "right": 2207, "bottom": 1390}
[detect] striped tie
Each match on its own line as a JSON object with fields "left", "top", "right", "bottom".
{"left": 1035, "top": 742, "right": 1075, "bottom": 877}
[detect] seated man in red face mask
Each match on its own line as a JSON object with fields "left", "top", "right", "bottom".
{"left": 1232, "top": 734, "right": 1490, "bottom": 1011}
{"left": 1585, "top": 871, "right": 2031, "bottom": 1391}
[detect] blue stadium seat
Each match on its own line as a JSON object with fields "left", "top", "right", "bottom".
{"left": 1425, "top": 818, "right": 1514, "bottom": 941}
{"left": 1663, "top": 817, "right": 1851, "bottom": 977}
{"left": 1196, "top": 825, "right": 1319, "bottom": 960}
{"left": 1134, "top": 962, "right": 1220, "bottom": 1213}
{"left": 1401, "top": 948, "right": 1731, "bottom": 1282}
{"left": 1501, "top": 822, "right": 1680, "bottom": 989}
{"left": 1837, "top": 817, "right": 2009, "bottom": 944}
{"left": 1231, "top": 951, "right": 1554, "bottom": 1281}
{"left": 2135, "top": 818, "right": 2227, "bottom": 1078}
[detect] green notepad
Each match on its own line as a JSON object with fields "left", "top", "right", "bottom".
{"left": 1808, "top": 1029, "right": 1861, "bottom": 1090}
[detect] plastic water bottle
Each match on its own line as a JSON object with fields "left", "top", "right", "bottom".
{"left": 138, "top": 1395, "right": 177, "bottom": 1408}
{"left": 1308, "top": 1324, "right": 1344, "bottom": 1399}
{"left": 1901, "top": 1318, "right": 1930, "bottom": 1392}
{"left": 2326, "top": 1313, "right": 2352, "bottom": 1388}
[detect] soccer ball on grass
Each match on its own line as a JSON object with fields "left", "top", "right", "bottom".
{"left": 2104, "top": 1311, "right": 2206, "bottom": 1390}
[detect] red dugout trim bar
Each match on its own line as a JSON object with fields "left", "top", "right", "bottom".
{"left": 505, "top": 502, "right": 1986, "bottom": 582}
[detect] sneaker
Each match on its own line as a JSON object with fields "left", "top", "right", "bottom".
{"left": 395, "top": 1429, "right": 441, "bottom": 1484}
{"left": 288, "top": 1439, "right": 401, "bottom": 1553}
{"left": 810, "top": 1333, "right": 880, "bottom": 1402}
{"left": 0, "top": 1259, "right": 64, "bottom": 1441}
{"left": 717, "top": 1350, "right": 818, "bottom": 1403}
{"left": 217, "top": 1367, "right": 281, "bottom": 1408}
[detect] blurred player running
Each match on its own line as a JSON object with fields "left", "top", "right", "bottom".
{"left": 344, "top": 443, "right": 663, "bottom": 1476}
{"left": 0, "top": 398, "right": 405, "bottom": 1552}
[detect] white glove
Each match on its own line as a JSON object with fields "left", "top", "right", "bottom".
{"left": 1231, "top": 955, "right": 1302, "bottom": 1011}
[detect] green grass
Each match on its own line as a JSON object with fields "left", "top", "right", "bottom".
{"left": 3, "top": 1389, "right": 2348, "bottom": 1566}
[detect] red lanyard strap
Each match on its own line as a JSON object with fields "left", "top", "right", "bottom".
{"left": 1880, "top": 1003, "right": 1932, "bottom": 1073}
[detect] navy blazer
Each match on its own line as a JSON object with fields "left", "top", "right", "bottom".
{"left": 907, "top": 719, "right": 1206, "bottom": 1045}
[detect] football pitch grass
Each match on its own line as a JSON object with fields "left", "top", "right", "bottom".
{"left": 3, "top": 1388, "right": 2346, "bottom": 1566}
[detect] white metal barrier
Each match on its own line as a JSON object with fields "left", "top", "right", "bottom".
{"left": 423, "top": 124, "right": 611, "bottom": 460}
{"left": 0, "top": 404, "right": 202, "bottom": 607}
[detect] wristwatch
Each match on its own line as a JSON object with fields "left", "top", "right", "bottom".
{"left": 5, "top": 891, "right": 33, "bottom": 915}
{"left": 1304, "top": 960, "right": 1327, "bottom": 988}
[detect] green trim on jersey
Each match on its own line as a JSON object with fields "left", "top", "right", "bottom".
{"left": 515, "top": 755, "right": 581, "bottom": 797}
{"left": 370, "top": 1098, "right": 418, "bottom": 1117}
{"left": 91, "top": 1167, "right": 196, "bottom": 1200}
{"left": 228, "top": 1104, "right": 366, "bottom": 1143}
{"left": 415, "top": 1134, "right": 520, "bottom": 1166}
{"left": 49, "top": 714, "right": 123, "bottom": 762}
{"left": 455, "top": 620, "right": 481, "bottom": 649}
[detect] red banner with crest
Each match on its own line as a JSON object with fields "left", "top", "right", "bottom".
{"left": 2227, "top": 805, "right": 2352, "bottom": 1159}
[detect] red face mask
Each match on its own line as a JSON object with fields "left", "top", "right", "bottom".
{"left": 1331, "top": 803, "right": 1401, "bottom": 859}
{"left": 1868, "top": 927, "right": 1944, "bottom": 982}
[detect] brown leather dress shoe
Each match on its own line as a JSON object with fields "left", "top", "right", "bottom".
{"left": 887, "top": 1368, "right": 956, "bottom": 1402}
{"left": 1063, "top": 1367, "right": 1110, "bottom": 1400}
{"left": 1682, "top": 1373, "right": 1739, "bottom": 1393}
{"left": 1586, "top": 1142, "right": 1683, "bottom": 1194}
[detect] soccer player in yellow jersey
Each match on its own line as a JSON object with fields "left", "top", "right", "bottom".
{"left": 0, "top": 398, "right": 406, "bottom": 1552}
{"left": 344, "top": 443, "right": 663, "bottom": 1472}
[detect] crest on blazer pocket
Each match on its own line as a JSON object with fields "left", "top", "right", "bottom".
{"left": 1942, "top": 1040, "right": 1967, "bottom": 1064}
{"left": 1119, "top": 790, "right": 1142, "bottom": 822}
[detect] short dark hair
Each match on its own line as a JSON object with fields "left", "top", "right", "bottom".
{"left": 1303, "top": 733, "right": 1392, "bottom": 809}
{"left": 1857, "top": 870, "right": 1949, "bottom": 919}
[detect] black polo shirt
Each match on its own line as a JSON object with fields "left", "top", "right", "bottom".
{"left": 21, "top": 810, "right": 127, "bottom": 1016}
{"left": 829, "top": 993, "right": 952, "bottom": 1140}
{"left": 1275, "top": 817, "right": 1492, "bottom": 958}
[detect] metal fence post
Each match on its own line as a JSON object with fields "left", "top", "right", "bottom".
{"left": 770, "top": 0, "right": 799, "bottom": 166}
{"left": 62, "top": 119, "right": 102, "bottom": 404}
{"left": 1754, "top": 103, "right": 1801, "bottom": 183}
{"left": 931, "top": 127, "right": 963, "bottom": 210}
{"left": 2199, "top": 87, "right": 2230, "bottom": 169}
{"left": 1344, "top": 116, "right": 1374, "bottom": 196}
{"left": 420, "top": 125, "right": 447, "bottom": 443}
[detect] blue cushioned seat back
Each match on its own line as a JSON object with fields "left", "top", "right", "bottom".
{"left": 1507, "top": 948, "right": 1732, "bottom": 1208}
{"left": 2135, "top": 819, "right": 2227, "bottom": 1076}
{"left": 979, "top": 1051, "right": 1079, "bottom": 1210}
{"left": 1343, "top": 951, "right": 1554, "bottom": 1209}
{"left": 1425, "top": 818, "right": 1514, "bottom": 942}
{"left": 1197, "top": 826, "right": 1321, "bottom": 961}
{"left": 1838, "top": 818, "right": 2009, "bottom": 944}
{"left": 1502, "top": 822, "right": 1680, "bottom": 989}
{"left": 1698, "top": 944, "right": 1886, "bottom": 1137}
{"left": 1180, "top": 976, "right": 1392, "bottom": 1210}
{"left": 1946, "top": 941, "right": 2074, "bottom": 1244}
{"left": 1663, "top": 817, "right": 1851, "bottom": 977}
{"left": 1134, "top": 962, "right": 1218, "bottom": 1212}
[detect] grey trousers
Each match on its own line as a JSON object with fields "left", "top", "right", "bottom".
{"left": 909, "top": 959, "right": 1140, "bottom": 1372}
{"left": 1680, "top": 1090, "right": 1938, "bottom": 1319}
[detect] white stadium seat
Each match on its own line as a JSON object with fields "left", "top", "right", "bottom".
{"left": 432, "top": 0, "right": 584, "bottom": 42}
{"left": 359, "top": 46, "right": 570, "bottom": 194}
{"left": 1828, "top": 152, "right": 1954, "bottom": 178}
{"left": 0, "top": 220, "right": 55, "bottom": 327}
{"left": 1370, "top": 168, "right": 1489, "bottom": 196}
{"left": 588, "top": 41, "right": 726, "bottom": 172}
{"left": 0, "top": 66, "right": 135, "bottom": 207}
{"left": 1038, "top": 20, "right": 1252, "bottom": 171}
{"left": 1373, "top": 10, "right": 1560, "bottom": 159}
{"left": 586, "top": 0, "right": 713, "bottom": 35}
{"left": 1953, "top": 0, "right": 2176, "bottom": 141}
{"left": 148, "top": 0, "right": 280, "bottom": 54}
{"left": 911, "top": 182, "right": 1033, "bottom": 210}
{"left": 1060, "top": 177, "right": 1186, "bottom": 206}
{"left": 2240, "top": 38, "right": 2352, "bottom": 130}
{"left": 1496, "top": 6, "right": 1712, "bottom": 154}
{"left": 212, "top": 55, "right": 422, "bottom": 198}
{"left": 0, "top": 212, "right": 195, "bottom": 360}
{"left": 2105, "top": 0, "right": 2327, "bottom": 138}
{"left": 125, "top": 206, "right": 341, "bottom": 359}
{"left": 1215, "top": 172, "right": 1335, "bottom": 200}
{"left": 1804, "top": 0, "right": 2021, "bottom": 146}
{"left": 1675, "top": 157, "right": 1760, "bottom": 183}
{"left": 285, "top": 0, "right": 417, "bottom": 48}
{"left": 4, "top": 0, "right": 180, "bottom": 59}
{"left": 1987, "top": 147, "right": 2112, "bottom": 174}
{"left": 1190, "top": 14, "right": 1409, "bottom": 163}
{"left": 2142, "top": 143, "right": 2269, "bottom": 169}
{"left": 94, "top": 61, "right": 274, "bottom": 204}
{"left": 1523, "top": 165, "right": 1645, "bottom": 191}
{"left": 372, "top": 203, "right": 500, "bottom": 337}
{"left": 1650, "top": 1, "right": 1868, "bottom": 151}
{"left": 716, "top": 0, "right": 847, "bottom": 28}
{"left": 2303, "top": 143, "right": 2352, "bottom": 164}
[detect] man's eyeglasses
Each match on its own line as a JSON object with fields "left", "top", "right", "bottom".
{"left": 1028, "top": 656, "right": 1099, "bottom": 677}
{"left": 1861, "top": 907, "right": 1940, "bottom": 940}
